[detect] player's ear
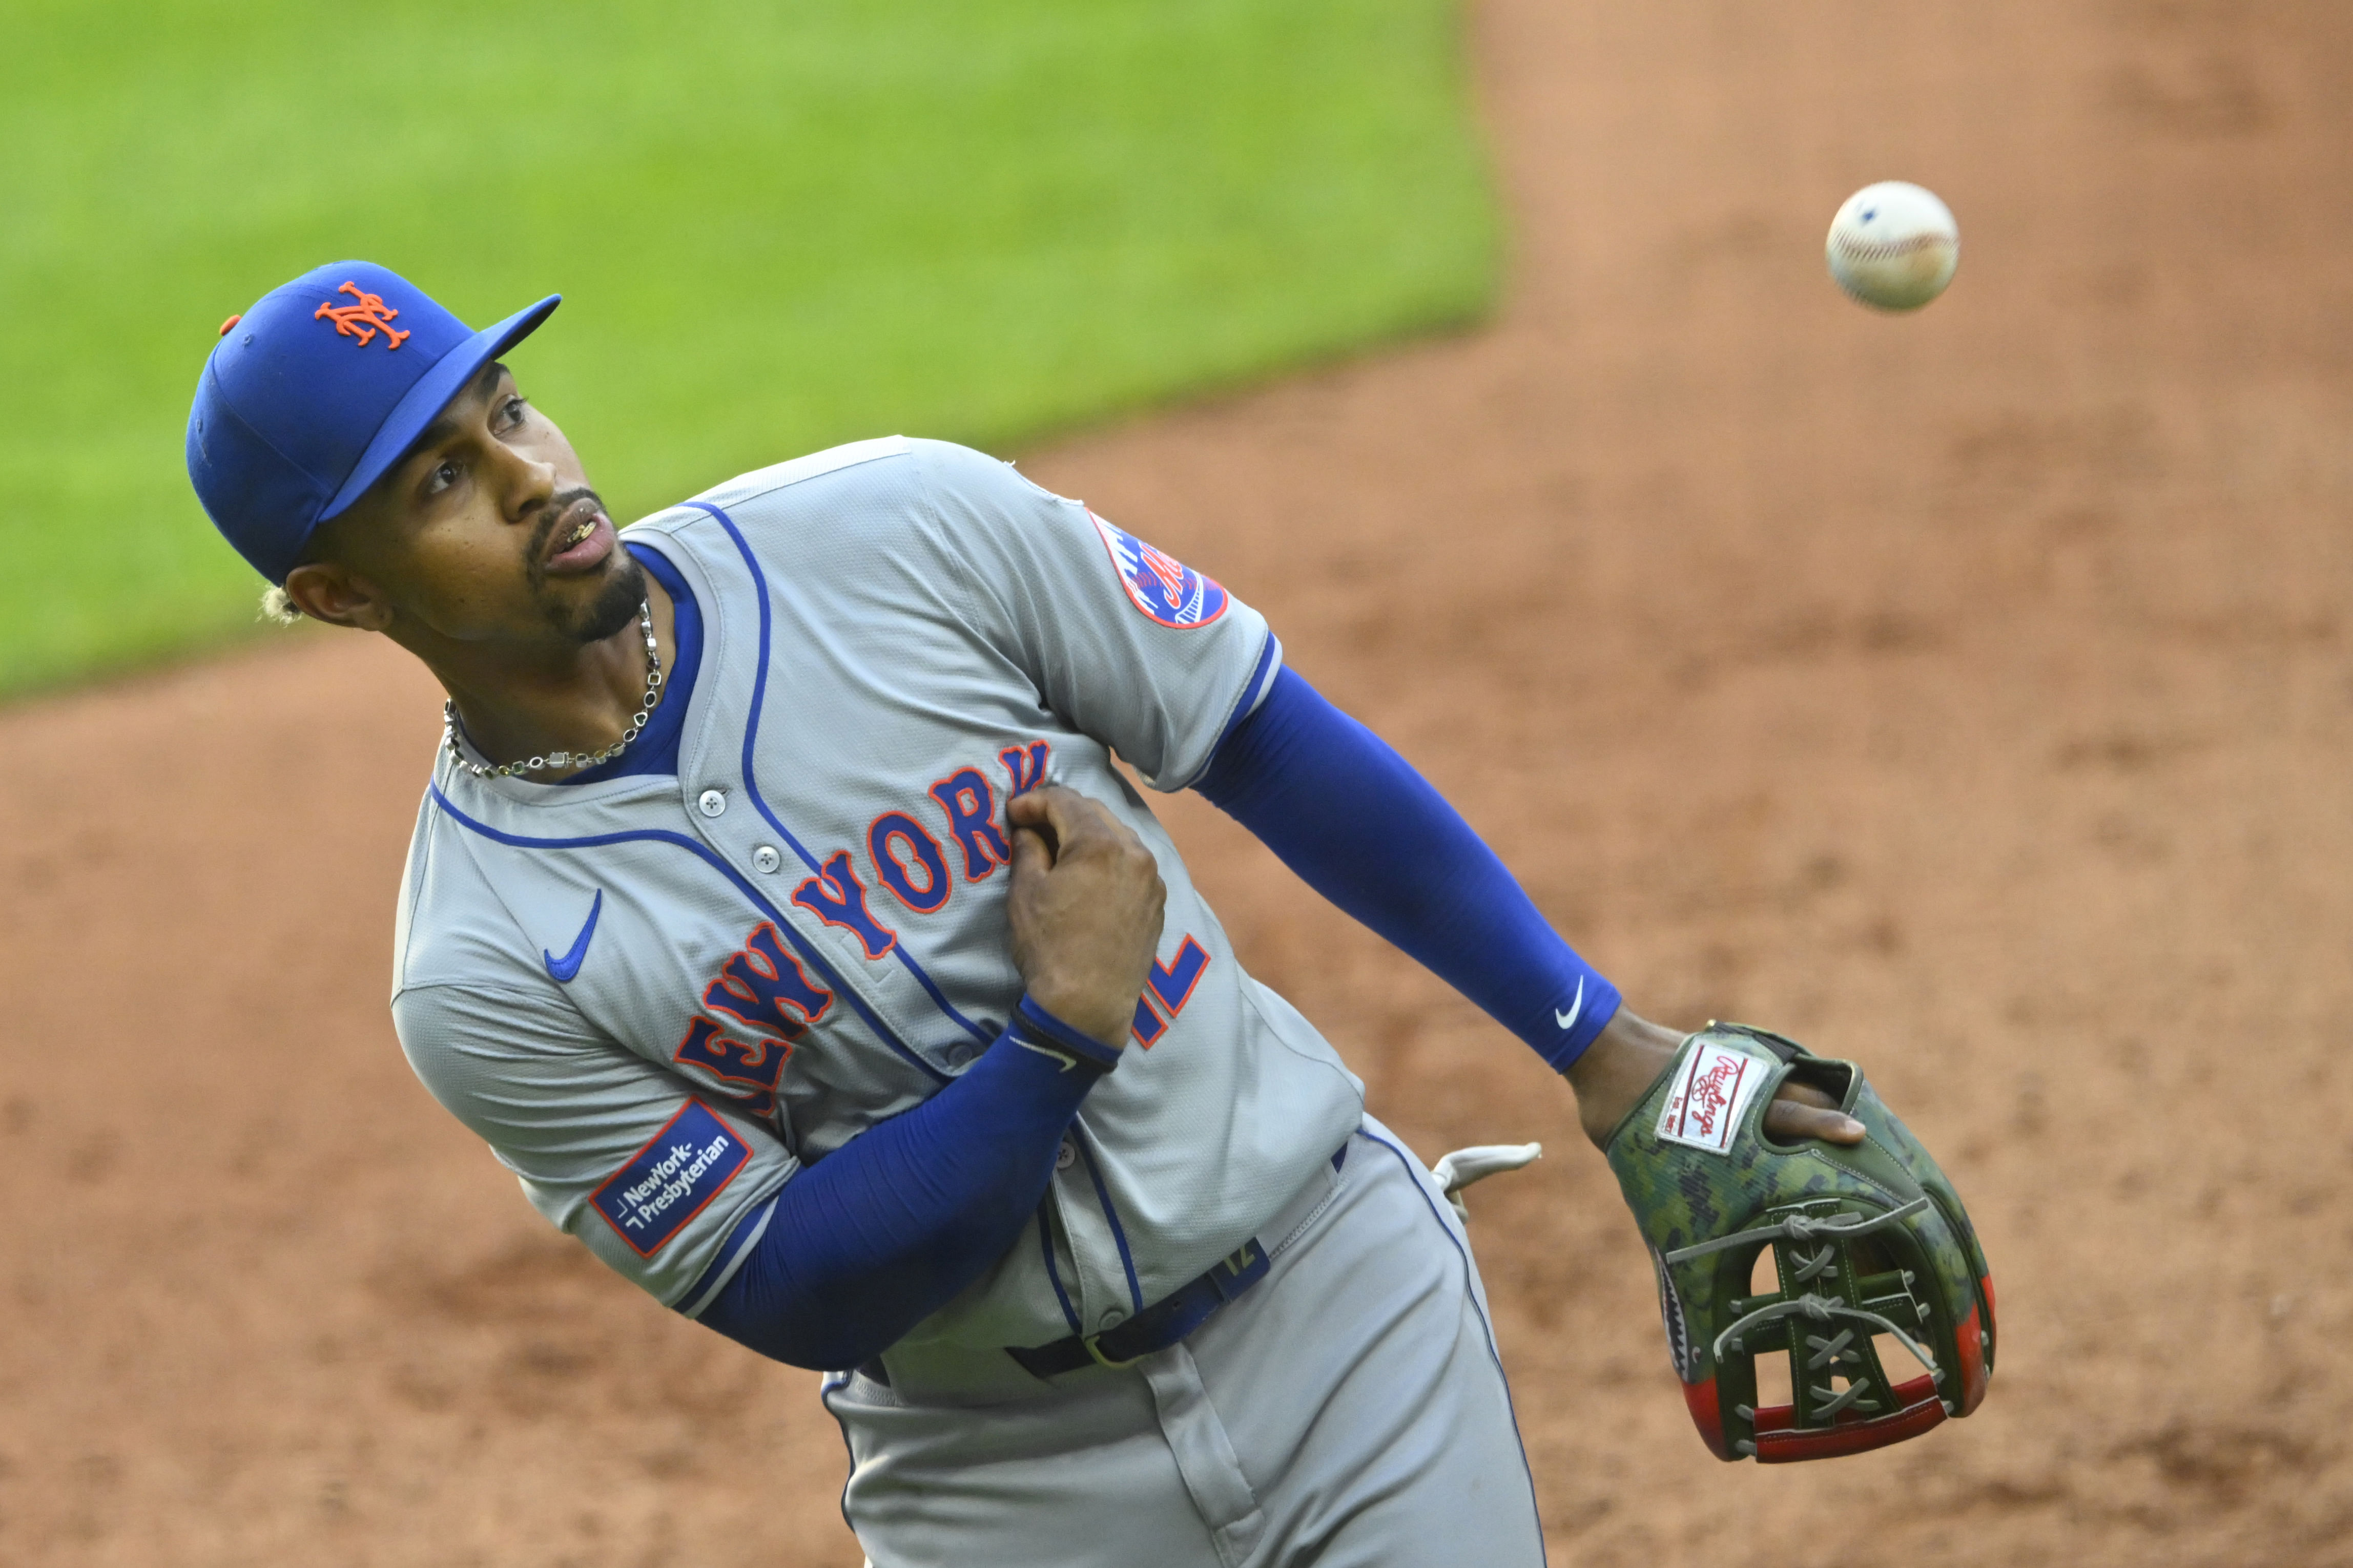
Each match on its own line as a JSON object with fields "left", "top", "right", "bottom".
{"left": 281, "top": 559, "right": 395, "bottom": 632}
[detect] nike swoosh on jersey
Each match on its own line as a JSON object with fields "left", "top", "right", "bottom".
{"left": 1554, "top": 977, "right": 1586, "bottom": 1033}
{"left": 543, "top": 890, "right": 604, "bottom": 984}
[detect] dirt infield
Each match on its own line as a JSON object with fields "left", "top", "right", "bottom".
{"left": 6, "top": 2, "right": 2350, "bottom": 1563}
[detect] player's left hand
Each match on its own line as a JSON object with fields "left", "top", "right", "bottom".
{"left": 1604, "top": 1022, "right": 1997, "bottom": 1462}
{"left": 1565, "top": 1010, "right": 1865, "bottom": 1151}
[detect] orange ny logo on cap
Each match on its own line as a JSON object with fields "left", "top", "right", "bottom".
{"left": 314, "top": 280, "right": 411, "bottom": 349}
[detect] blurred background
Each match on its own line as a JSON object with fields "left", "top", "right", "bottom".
{"left": 0, "top": 0, "right": 1494, "bottom": 689}
{"left": 4, "top": 2, "right": 2351, "bottom": 1565}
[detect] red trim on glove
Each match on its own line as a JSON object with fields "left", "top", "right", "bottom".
{"left": 1748, "top": 1373, "right": 1948, "bottom": 1463}
{"left": 1954, "top": 1295, "right": 1991, "bottom": 1416}
{"left": 1681, "top": 1376, "right": 1733, "bottom": 1460}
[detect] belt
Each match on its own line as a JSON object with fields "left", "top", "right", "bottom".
{"left": 1006, "top": 1241, "right": 1269, "bottom": 1379}
{"left": 1002, "top": 1142, "right": 1350, "bottom": 1382}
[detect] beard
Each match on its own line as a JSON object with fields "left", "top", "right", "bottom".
{"left": 526, "top": 486, "right": 647, "bottom": 645}
{"left": 553, "top": 550, "right": 648, "bottom": 645}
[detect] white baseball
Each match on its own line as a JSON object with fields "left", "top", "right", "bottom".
{"left": 1826, "top": 181, "right": 1959, "bottom": 311}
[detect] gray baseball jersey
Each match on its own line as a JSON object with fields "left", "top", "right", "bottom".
{"left": 392, "top": 436, "right": 1367, "bottom": 1375}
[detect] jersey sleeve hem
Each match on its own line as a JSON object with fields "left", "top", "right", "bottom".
{"left": 673, "top": 1182, "right": 785, "bottom": 1317}
{"left": 1166, "top": 630, "right": 1284, "bottom": 794}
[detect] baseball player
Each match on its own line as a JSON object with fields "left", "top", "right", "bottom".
{"left": 185, "top": 263, "right": 1867, "bottom": 1565}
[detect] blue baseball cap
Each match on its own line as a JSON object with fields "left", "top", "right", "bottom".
{"left": 186, "top": 261, "right": 559, "bottom": 582}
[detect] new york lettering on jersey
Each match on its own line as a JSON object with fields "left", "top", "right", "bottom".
{"left": 394, "top": 438, "right": 1363, "bottom": 1347}
{"left": 648, "top": 735, "right": 1223, "bottom": 1132}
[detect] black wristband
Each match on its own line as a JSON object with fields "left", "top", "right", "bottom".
{"left": 1008, "top": 995, "right": 1125, "bottom": 1077}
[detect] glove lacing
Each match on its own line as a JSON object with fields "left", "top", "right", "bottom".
{"left": 1663, "top": 1197, "right": 1948, "bottom": 1413}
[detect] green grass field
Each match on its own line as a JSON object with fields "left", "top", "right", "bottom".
{"left": 0, "top": 0, "right": 1496, "bottom": 695}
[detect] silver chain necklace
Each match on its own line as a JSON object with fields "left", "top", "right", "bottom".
{"left": 443, "top": 600, "right": 664, "bottom": 779}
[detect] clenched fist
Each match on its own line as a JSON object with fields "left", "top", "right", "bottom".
{"left": 1004, "top": 786, "right": 1167, "bottom": 1048}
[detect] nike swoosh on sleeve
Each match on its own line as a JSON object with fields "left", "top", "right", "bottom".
{"left": 543, "top": 890, "right": 604, "bottom": 984}
{"left": 1011, "top": 1036, "right": 1079, "bottom": 1073}
{"left": 1554, "top": 977, "right": 1586, "bottom": 1033}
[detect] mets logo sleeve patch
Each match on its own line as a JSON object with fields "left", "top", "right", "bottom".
{"left": 1090, "top": 511, "right": 1230, "bottom": 629}
{"left": 592, "top": 1100, "right": 753, "bottom": 1257}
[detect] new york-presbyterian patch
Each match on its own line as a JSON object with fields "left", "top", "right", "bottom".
{"left": 1090, "top": 510, "right": 1229, "bottom": 629}
{"left": 592, "top": 1100, "right": 752, "bottom": 1256}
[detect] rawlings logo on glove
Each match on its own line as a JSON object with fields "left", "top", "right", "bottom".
{"left": 1606, "top": 1024, "right": 1996, "bottom": 1462}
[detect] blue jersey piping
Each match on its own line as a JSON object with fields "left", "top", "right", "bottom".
{"left": 1037, "top": 1205, "right": 1083, "bottom": 1335}
{"left": 1201, "top": 633, "right": 1281, "bottom": 783}
{"left": 1071, "top": 1130, "right": 1145, "bottom": 1313}
{"left": 425, "top": 782, "right": 950, "bottom": 1084}
{"left": 683, "top": 499, "right": 994, "bottom": 1048}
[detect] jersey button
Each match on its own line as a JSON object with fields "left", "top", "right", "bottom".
{"left": 1056, "top": 1138, "right": 1077, "bottom": 1172}
{"left": 1097, "top": 1308, "right": 1127, "bottom": 1332}
{"left": 697, "top": 788, "right": 727, "bottom": 818}
{"left": 751, "top": 845, "right": 782, "bottom": 874}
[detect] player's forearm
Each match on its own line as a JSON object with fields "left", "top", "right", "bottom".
{"left": 1194, "top": 666, "right": 1620, "bottom": 1070}
{"left": 696, "top": 1000, "right": 1112, "bottom": 1369}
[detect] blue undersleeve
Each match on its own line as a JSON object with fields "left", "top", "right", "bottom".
{"left": 697, "top": 1001, "right": 1110, "bottom": 1370}
{"left": 1194, "top": 666, "right": 1620, "bottom": 1071}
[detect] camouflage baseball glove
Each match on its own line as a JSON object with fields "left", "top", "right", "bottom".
{"left": 1604, "top": 1023, "right": 1995, "bottom": 1462}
